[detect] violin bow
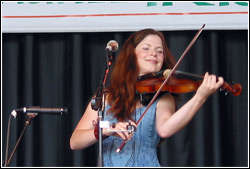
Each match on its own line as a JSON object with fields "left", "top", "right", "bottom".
{"left": 116, "top": 24, "right": 206, "bottom": 153}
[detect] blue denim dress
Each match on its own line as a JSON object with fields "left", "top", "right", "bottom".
{"left": 102, "top": 99, "right": 161, "bottom": 167}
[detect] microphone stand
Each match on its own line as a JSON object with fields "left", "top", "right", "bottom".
{"left": 91, "top": 49, "right": 114, "bottom": 167}
{"left": 4, "top": 113, "right": 37, "bottom": 167}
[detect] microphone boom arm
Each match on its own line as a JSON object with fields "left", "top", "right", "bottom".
{"left": 4, "top": 113, "right": 37, "bottom": 167}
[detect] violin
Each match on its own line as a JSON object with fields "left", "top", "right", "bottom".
{"left": 116, "top": 70, "right": 242, "bottom": 153}
{"left": 136, "top": 69, "right": 242, "bottom": 96}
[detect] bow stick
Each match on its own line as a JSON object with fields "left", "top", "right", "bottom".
{"left": 116, "top": 24, "right": 206, "bottom": 153}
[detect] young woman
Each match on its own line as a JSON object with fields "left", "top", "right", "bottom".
{"left": 70, "top": 29, "right": 224, "bottom": 167}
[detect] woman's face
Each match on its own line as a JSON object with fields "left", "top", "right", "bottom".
{"left": 135, "top": 35, "right": 164, "bottom": 75}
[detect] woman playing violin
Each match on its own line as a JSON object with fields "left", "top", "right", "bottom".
{"left": 70, "top": 29, "right": 224, "bottom": 167}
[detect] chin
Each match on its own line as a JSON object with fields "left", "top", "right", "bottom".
{"left": 141, "top": 69, "right": 159, "bottom": 75}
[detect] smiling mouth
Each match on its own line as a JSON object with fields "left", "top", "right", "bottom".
{"left": 146, "top": 60, "right": 158, "bottom": 64}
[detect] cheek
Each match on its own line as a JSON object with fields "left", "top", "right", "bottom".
{"left": 136, "top": 51, "right": 146, "bottom": 64}
{"left": 158, "top": 55, "right": 164, "bottom": 66}
{"left": 136, "top": 50, "right": 146, "bottom": 59}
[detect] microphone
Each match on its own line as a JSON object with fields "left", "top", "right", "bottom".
{"left": 11, "top": 107, "right": 67, "bottom": 118}
{"left": 105, "top": 40, "right": 119, "bottom": 53}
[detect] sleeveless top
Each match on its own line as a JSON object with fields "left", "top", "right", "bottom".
{"left": 102, "top": 99, "right": 161, "bottom": 167}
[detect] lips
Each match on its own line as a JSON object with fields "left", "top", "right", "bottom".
{"left": 146, "top": 59, "right": 158, "bottom": 64}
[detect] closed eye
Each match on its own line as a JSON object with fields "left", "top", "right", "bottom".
{"left": 157, "top": 50, "right": 163, "bottom": 54}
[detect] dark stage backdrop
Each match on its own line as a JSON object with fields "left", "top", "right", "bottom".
{"left": 2, "top": 30, "right": 248, "bottom": 167}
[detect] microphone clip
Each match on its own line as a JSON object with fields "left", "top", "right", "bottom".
{"left": 25, "top": 113, "right": 38, "bottom": 125}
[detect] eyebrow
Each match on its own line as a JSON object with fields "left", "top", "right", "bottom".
{"left": 142, "top": 43, "right": 163, "bottom": 49}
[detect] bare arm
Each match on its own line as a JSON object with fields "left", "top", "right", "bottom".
{"left": 70, "top": 101, "right": 136, "bottom": 150}
{"left": 156, "top": 72, "right": 224, "bottom": 138}
{"left": 70, "top": 102, "right": 99, "bottom": 150}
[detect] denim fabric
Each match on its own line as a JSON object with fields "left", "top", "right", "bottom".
{"left": 102, "top": 99, "right": 161, "bottom": 167}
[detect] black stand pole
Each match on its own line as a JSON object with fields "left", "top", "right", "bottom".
{"left": 4, "top": 113, "right": 37, "bottom": 167}
{"left": 91, "top": 86, "right": 105, "bottom": 167}
{"left": 91, "top": 49, "right": 114, "bottom": 167}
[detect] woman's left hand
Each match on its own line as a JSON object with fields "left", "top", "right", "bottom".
{"left": 196, "top": 72, "right": 224, "bottom": 99}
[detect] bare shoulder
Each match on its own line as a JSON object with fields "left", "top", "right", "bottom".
{"left": 76, "top": 94, "right": 110, "bottom": 130}
{"left": 157, "top": 93, "right": 175, "bottom": 108}
{"left": 157, "top": 93, "right": 176, "bottom": 116}
{"left": 75, "top": 102, "right": 99, "bottom": 130}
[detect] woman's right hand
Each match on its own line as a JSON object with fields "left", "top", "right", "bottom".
{"left": 103, "top": 121, "right": 137, "bottom": 140}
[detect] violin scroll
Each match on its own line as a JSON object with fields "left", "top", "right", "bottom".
{"left": 221, "top": 82, "right": 242, "bottom": 96}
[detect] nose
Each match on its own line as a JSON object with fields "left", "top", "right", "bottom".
{"left": 150, "top": 49, "right": 157, "bottom": 57}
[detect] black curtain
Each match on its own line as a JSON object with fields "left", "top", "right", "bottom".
{"left": 2, "top": 30, "right": 248, "bottom": 167}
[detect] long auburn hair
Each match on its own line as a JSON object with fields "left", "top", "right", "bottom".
{"left": 107, "top": 29, "right": 176, "bottom": 122}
